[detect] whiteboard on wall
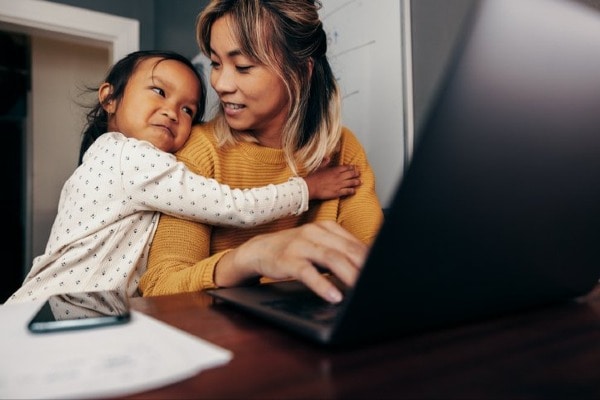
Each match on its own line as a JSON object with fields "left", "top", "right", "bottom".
{"left": 320, "top": 0, "right": 412, "bottom": 207}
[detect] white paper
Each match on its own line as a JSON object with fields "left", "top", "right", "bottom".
{"left": 0, "top": 300, "right": 233, "bottom": 399}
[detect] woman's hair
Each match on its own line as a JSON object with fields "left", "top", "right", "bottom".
{"left": 78, "top": 50, "right": 207, "bottom": 164}
{"left": 197, "top": 0, "right": 342, "bottom": 174}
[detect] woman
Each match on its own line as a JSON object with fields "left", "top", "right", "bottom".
{"left": 140, "top": 0, "right": 384, "bottom": 303}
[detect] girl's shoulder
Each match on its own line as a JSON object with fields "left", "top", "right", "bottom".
{"left": 101, "top": 131, "right": 169, "bottom": 156}
{"left": 92, "top": 131, "right": 154, "bottom": 150}
{"left": 82, "top": 131, "right": 127, "bottom": 159}
{"left": 89, "top": 131, "right": 125, "bottom": 147}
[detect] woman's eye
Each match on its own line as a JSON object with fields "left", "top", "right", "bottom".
{"left": 209, "top": 60, "right": 221, "bottom": 69}
{"left": 236, "top": 65, "right": 252, "bottom": 73}
{"left": 151, "top": 87, "right": 165, "bottom": 96}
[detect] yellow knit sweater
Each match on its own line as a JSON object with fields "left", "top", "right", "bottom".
{"left": 140, "top": 120, "right": 384, "bottom": 296}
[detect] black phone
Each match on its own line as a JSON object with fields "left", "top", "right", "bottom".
{"left": 27, "top": 289, "right": 131, "bottom": 334}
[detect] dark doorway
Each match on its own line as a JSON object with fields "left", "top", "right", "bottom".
{"left": 0, "top": 31, "right": 30, "bottom": 302}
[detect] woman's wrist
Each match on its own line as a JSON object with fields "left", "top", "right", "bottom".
{"left": 214, "top": 246, "right": 258, "bottom": 287}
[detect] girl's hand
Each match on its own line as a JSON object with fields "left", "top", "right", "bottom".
{"left": 304, "top": 165, "right": 361, "bottom": 200}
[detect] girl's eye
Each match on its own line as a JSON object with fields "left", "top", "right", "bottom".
{"left": 209, "top": 60, "right": 221, "bottom": 69}
{"left": 182, "top": 106, "right": 195, "bottom": 117}
{"left": 151, "top": 87, "right": 165, "bottom": 96}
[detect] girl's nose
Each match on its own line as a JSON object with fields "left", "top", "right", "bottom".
{"left": 162, "top": 104, "right": 178, "bottom": 121}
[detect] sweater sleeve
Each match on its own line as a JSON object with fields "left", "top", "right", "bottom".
{"left": 139, "top": 211, "right": 225, "bottom": 295}
{"left": 334, "top": 128, "right": 384, "bottom": 245}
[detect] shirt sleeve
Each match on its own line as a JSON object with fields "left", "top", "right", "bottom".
{"left": 120, "top": 138, "right": 309, "bottom": 227}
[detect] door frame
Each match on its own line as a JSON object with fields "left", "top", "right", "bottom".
{"left": 0, "top": 0, "right": 139, "bottom": 63}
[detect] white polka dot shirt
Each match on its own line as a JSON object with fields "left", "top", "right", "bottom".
{"left": 6, "top": 132, "right": 308, "bottom": 304}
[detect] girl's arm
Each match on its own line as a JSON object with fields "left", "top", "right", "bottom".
{"left": 122, "top": 138, "right": 307, "bottom": 227}
{"left": 122, "top": 138, "right": 360, "bottom": 228}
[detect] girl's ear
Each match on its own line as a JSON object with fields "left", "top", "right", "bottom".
{"left": 99, "top": 83, "right": 116, "bottom": 113}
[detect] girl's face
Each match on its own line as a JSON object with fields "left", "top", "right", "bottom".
{"left": 102, "top": 57, "right": 200, "bottom": 153}
{"left": 208, "top": 14, "right": 290, "bottom": 147}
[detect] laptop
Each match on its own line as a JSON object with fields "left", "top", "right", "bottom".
{"left": 206, "top": 0, "right": 600, "bottom": 346}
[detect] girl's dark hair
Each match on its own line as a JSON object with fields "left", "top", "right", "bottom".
{"left": 78, "top": 50, "right": 206, "bottom": 164}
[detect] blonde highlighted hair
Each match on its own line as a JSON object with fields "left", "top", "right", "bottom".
{"left": 197, "top": 0, "right": 342, "bottom": 175}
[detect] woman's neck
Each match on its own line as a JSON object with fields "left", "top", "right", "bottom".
{"left": 255, "top": 133, "right": 281, "bottom": 148}
{"left": 250, "top": 123, "right": 283, "bottom": 149}
{"left": 251, "top": 109, "right": 287, "bottom": 148}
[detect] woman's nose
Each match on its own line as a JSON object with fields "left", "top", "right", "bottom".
{"left": 211, "top": 68, "right": 235, "bottom": 94}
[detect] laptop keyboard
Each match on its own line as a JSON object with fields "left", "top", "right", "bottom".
{"left": 262, "top": 295, "right": 340, "bottom": 325}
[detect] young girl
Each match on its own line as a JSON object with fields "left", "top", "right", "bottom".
{"left": 140, "top": 1, "right": 384, "bottom": 303}
{"left": 6, "top": 50, "right": 360, "bottom": 304}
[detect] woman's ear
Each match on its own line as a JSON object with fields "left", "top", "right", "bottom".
{"left": 98, "top": 83, "right": 116, "bottom": 113}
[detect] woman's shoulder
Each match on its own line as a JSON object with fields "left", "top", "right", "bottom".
{"left": 175, "top": 120, "right": 220, "bottom": 171}
{"left": 182, "top": 120, "right": 219, "bottom": 151}
{"left": 191, "top": 119, "right": 218, "bottom": 139}
{"left": 339, "top": 126, "right": 366, "bottom": 153}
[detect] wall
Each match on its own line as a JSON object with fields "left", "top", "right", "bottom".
{"left": 45, "top": 0, "right": 207, "bottom": 57}
{"left": 154, "top": 0, "right": 207, "bottom": 58}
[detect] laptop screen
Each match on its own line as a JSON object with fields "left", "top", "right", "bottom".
{"left": 333, "top": 0, "right": 600, "bottom": 342}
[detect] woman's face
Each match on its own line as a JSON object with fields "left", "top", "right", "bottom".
{"left": 208, "top": 14, "right": 290, "bottom": 147}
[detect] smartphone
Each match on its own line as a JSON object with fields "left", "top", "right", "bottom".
{"left": 27, "top": 289, "right": 131, "bottom": 334}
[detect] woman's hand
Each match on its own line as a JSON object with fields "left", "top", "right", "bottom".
{"left": 215, "top": 221, "right": 368, "bottom": 303}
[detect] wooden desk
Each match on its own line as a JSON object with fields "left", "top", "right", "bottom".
{"left": 122, "top": 285, "right": 600, "bottom": 399}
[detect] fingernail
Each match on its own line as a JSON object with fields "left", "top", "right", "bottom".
{"left": 328, "top": 289, "right": 342, "bottom": 303}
